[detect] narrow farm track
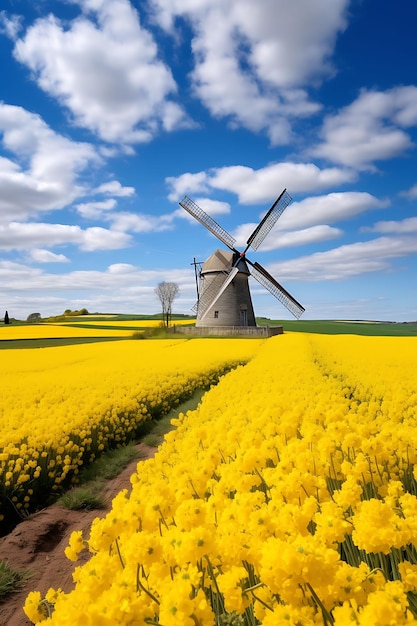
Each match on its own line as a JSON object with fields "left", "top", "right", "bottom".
{"left": 0, "top": 443, "right": 156, "bottom": 626}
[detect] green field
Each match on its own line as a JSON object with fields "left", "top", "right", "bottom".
{"left": 257, "top": 317, "right": 417, "bottom": 336}
{"left": 1, "top": 315, "right": 416, "bottom": 351}
{"left": 0, "top": 314, "right": 197, "bottom": 349}
{"left": 70, "top": 313, "right": 417, "bottom": 336}
{"left": 0, "top": 337, "right": 124, "bottom": 350}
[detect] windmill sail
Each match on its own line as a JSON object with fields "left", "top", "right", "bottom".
{"left": 192, "top": 268, "right": 238, "bottom": 317}
{"left": 198, "top": 267, "right": 239, "bottom": 320}
{"left": 179, "top": 196, "right": 236, "bottom": 250}
{"left": 191, "top": 271, "right": 225, "bottom": 315}
{"left": 180, "top": 189, "right": 305, "bottom": 323}
{"left": 249, "top": 261, "right": 305, "bottom": 319}
{"left": 246, "top": 189, "right": 292, "bottom": 251}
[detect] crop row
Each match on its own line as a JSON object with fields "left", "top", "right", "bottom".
{"left": 0, "top": 338, "right": 262, "bottom": 534}
{"left": 0, "top": 319, "right": 196, "bottom": 342}
{"left": 25, "top": 333, "right": 417, "bottom": 625}
{"left": 0, "top": 322, "right": 135, "bottom": 340}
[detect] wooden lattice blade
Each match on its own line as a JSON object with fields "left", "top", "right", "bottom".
{"left": 246, "top": 189, "right": 292, "bottom": 252}
{"left": 198, "top": 267, "right": 240, "bottom": 320}
{"left": 249, "top": 261, "right": 305, "bottom": 319}
{"left": 179, "top": 196, "right": 237, "bottom": 251}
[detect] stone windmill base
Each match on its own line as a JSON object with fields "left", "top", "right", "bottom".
{"left": 170, "top": 324, "right": 283, "bottom": 337}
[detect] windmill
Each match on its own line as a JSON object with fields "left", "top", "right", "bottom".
{"left": 179, "top": 189, "right": 305, "bottom": 327}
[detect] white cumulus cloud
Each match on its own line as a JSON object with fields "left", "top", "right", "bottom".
{"left": 150, "top": 0, "right": 349, "bottom": 143}
{"left": 312, "top": 87, "right": 417, "bottom": 169}
{"left": 12, "top": 0, "right": 191, "bottom": 144}
{"left": 0, "top": 103, "right": 98, "bottom": 221}
{"left": 268, "top": 235, "right": 417, "bottom": 281}
{"left": 29, "top": 249, "right": 69, "bottom": 263}
{"left": 167, "top": 162, "right": 356, "bottom": 207}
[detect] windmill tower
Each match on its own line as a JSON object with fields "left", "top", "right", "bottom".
{"left": 179, "top": 189, "right": 305, "bottom": 327}
{"left": 197, "top": 249, "right": 256, "bottom": 327}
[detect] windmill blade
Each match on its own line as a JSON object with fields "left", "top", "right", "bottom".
{"left": 179, "top": 196, "right": 237, "bottom": 251}
{"left": 248, "top": 261, "right": 305, "bottom": 319}
{"left": 191, "top": 270, "right": 227, "bottom": 315}
{"left": 195, "top": 267, "right": 239, "bottom": 319}
{"left": 246, "top": 189, "right": 292, "bottom": 252}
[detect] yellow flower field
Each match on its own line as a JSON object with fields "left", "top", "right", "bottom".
{"left": 0, "top": 320, "right": 195, "bottom": 341}
{"left": 0, "top": 337, "right": 261, "bottom": 532}
{"left": 0, "top": 323, "right": 134, "bottom": 340}
{"left": 24, "top": 333, "right": 417, "bottom": 625}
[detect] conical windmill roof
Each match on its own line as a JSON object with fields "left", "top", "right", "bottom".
{"left": 201, "top": 249, "right": 250, "bottom": 274}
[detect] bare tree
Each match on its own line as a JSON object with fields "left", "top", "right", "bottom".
{"left": 155, "top": 282, "right": 179, "bottom": 327}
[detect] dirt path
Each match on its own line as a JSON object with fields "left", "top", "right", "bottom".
{"left": 0, "top": 443, "right": 156, "bottom": 626}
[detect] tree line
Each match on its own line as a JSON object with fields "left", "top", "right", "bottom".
{"left": 3, "top": 282, "right": 180, "bottom": 327}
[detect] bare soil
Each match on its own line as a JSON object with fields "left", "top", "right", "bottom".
{"left": 0, "top": 443, "right": 156, "bottom": 626}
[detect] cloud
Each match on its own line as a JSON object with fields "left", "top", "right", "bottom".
{"left": 94, "top": 180, "right": 135, "bottom": 197}
{"left": 187, "top": 197, "right": 231, "bottom": 216}
{"left": 79, "top": 226, "right": 132, "bottom": 251}
{"left": 210, "top": 163, "right": 357, "bottom": 203}
{"left": 0, "top": 103, "right": 99, "bottom": 221}
{"left": 267, "top": 225, "right": 342, "bottom": 249}
{"left": 29, "top": 249, "right": 69, "bottom": 263}
{"left": 0, "top": 259, "right": 195, "bottom": 318}
{"left": 167, "top": 162, "right": 356, "bottom": 205}
{"left": 150, "top": 0, "right": 349, "bottom": 143}
{"left": 0, "top": 11, "right": 22, "bottom": 38}
{"left": 108, "top": 211, "right": 175, "bottom": 233}
{"left": 11, "top": 0, "right": 191, "bottom": 144}
{"left": 107, "top": 263, "right": 137, "bottom": 274}
{"left": 400, "top": 184, "right": 417, "bottom": 200}
{"left": 0, "top": 260, "right": 43, "bottom": 282}
{"left": 234, "top": 223, "right": 342, "bottom": 250}
{"left": 276, "top": 192, "right": 388, "bottom": 230}
{"left": 0, "top": 222, "right": 132, "bottom": 251}
{"left": 0, "top": 223, "right": 81, "bottom": 250}
{"left": 227, "top": 191, "right": 384, "bottom": 252}
{"left": 152, "top": 0, "right": 349, "bottom": 87}
{"left": 268, "top": 235, "right": 417, "bottom": 281}
{"left": 167, "top": 171, "right": 209, "bottom": 201}
{"left": 76, "top": 199, "right": 117, "bottom": 219}
{"left": 312, "top": 87, "right": 417, "bottom": 169}
{"left": 364, "top": 217, "right": 417, "bottom": 234}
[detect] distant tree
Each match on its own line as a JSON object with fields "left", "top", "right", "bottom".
{"left": 63, "top": 308, "right": 89, "bottom": 316}
{"left": 4, "top": 310, "right": 9, "bottom": 325}
{"left": 155, "top": 282, "right": 179, "bottom": 328}
{"left": 27, "top": 312, "right": 41, "bottom": 322}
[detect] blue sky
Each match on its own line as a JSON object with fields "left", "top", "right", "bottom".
{"left": 1, "top": 0, "right": 417, "bottom": 322}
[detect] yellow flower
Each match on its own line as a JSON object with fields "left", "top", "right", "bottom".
{"left": 158, "top": 581, "right": 197, "bottom": 626}
{"left": 64, "top": 530, "right": 86, "bottom": 562}
{"left": 23, "top": 591, "right": 48, "bottom": 623}
{"left": 217, "top": 565, "right": 252, "bottom": 615}
{"left": 15, "top": 334, "right": 417, "bottom": 623}
{"left": 352, "top": 499, "right": 405, "bottom": 554}
{"left": 398, "top": 562, "right": 417, "bottom": 593}
{"left": 332, "top": 599, "right": 360, "bottom": 626}
{"left": 358, "top": 580, "right": 412, "bottom": 625}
